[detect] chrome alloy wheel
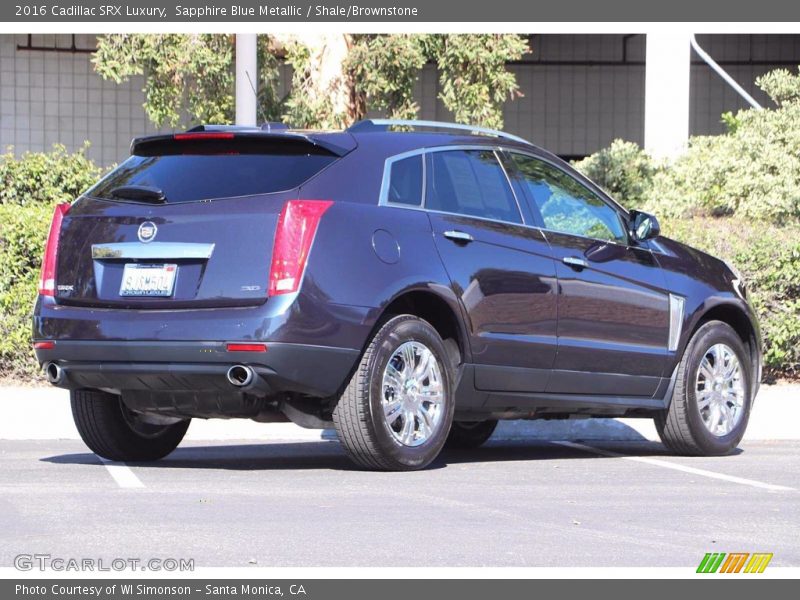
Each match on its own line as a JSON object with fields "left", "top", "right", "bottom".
{"left": 695, "top": 343, "right": 745, "bottom": 437}
{"left": 381, "top": 341, "right": 445, "bottom": 447}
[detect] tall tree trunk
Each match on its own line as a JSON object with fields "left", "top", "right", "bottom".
{"left": 274, "top": 33, "right": 361, "bottom": 127}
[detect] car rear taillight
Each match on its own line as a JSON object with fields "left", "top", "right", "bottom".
{"left": 268, "top": 200, "right": 333, "bottom": 296}
{"left": 226, "top": 343, "right": 268, "bottom": 352}
{"left": 38, "top": 203, "right": 70, "bottom": 297}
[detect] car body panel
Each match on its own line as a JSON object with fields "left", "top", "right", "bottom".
{"left": 544, "top": 232, "right": 670, "bottom": 396}
{"left": 427, "top": 212, "right": 558, "bottom": 393}
{"left": 649, "top": 235, "right": 762, "bottom": 397}
{"left": 55, "top": 193, "right": 293, "bottom": 309}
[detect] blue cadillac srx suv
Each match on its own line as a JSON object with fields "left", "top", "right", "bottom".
{"left": 32, "top": 120, "right": 761, "bottom": 470}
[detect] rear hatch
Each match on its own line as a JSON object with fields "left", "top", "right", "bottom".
{"left": 55, "top": 131, "right": 351, "bottom": 309}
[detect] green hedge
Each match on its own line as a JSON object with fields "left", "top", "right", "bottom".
{"left": 647, "top": 69, "right": 800, "bottom": 223}
{"left": 574, "top": 68, "right": 800, "bottom": 226}
{"left": 0, "top": 143, "right": 102, "bottom": 206}
{"left": 572, "top": 139, "right": 658, "bottom": 211}
{"left": 0, "top": 144, "right": 103, "bottom": 379}
{"left": 0, "top": 203, "right": 55, "bottom": 379}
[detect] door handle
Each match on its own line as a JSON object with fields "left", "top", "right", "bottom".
{"left": 443, "top": 230, "right": 474, "bottom": 244}
{"left": 562, "top": 256, "right": 588, "bottom": 270}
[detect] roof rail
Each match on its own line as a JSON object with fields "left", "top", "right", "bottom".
{"left": 347, "top": 119, "right": 531, "bottom": 145}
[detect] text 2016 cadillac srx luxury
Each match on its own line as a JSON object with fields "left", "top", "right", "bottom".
{"left": 32, "top": 120, "right": 762, "bottom": 471}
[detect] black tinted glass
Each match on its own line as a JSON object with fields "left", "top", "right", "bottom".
{"left": 387, "top": 155, "right": 423, "bottom": 206}
{"left": 91, "top": 149, "right": 336, "bottom": 203}
{"left": 426, "top": 150, "right": 521, "bottom": 224}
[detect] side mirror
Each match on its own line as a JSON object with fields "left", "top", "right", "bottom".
{"left": 629, "top": 210, "right": 661, "bottom": 242}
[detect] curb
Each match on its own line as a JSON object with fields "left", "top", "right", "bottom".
{"left": 0, "top": 384, "right": 797, "bottom": 443}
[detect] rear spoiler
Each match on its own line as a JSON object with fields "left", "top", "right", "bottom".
{"left": 130, "top": 128, "right": 357, "bottom": 157}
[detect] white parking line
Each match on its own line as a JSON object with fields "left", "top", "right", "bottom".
{"left": 97, "top": 457, "right": 145, "bottom": 489}
{"left": 554, "top": 441, "right": 796, "bottom": 492}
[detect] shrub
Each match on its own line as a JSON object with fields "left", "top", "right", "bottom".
{"left": 574, "top": 67, "right": 800, "bottom": 225}
{"left": 0, "top": 202, "right": 54, "bottom": 379}
{"left": 663, "top": 217, "right": 800, "bottom": 375}
{"left": 572, "top": 139, "right": 658, "bottom": 210}
{"left": 0, "top": 144, "right": 101, "bottom": 379}
{"left": 0, "top": 142, "right": 102, "bottom": 206}
{"left": 647, "top": 69, "right": 800, "bottom": 223}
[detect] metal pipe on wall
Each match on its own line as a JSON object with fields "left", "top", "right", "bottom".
{"left": 690, "top": 34, "right": 763, "bottom": 110}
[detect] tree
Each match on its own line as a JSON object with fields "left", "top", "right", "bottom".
{"left": 93, "top": 34, "right": 530, "bottom": 130}
{"left": 347, "top": 34, "right": 429, "bottom": 121}
{"left": 347, "top": 34, "right": 530, "bottom": 129}
{"left": 93, "top": 34, "right": 281, "bottom": 127}
{"left": 427, "top": 35, "right": 529, "bottom": 129}
{"left": 276, "top": 34, "right": 358, "bottom": 129}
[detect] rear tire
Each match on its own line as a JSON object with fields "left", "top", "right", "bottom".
{"left": 71, "top": 389, "right": 190, "bottom": 461}
{"left": 333, "top": 315, "right": 455, "bottom": 471}
{"left": 655, "top": 321, "right": 752, "bottom": 456}
{"left": 445, "top": 420, "right": 498, "bottom": 449}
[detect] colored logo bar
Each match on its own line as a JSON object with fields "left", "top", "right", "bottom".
{"left": 697, "top": 552, "right": 773, "bottom": 573}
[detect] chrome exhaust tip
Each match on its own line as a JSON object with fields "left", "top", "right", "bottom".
{"left": 44, "top": 362, "right": 64, "bottom": 385}
{"left": 227, "top": 365, "right": 254, "bottom": 388}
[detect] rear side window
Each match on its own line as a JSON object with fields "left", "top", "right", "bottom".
{"left": 425, "top": 150, "right": 522, "bottom": 224}
{"left": 90, "top": 140, "right": 337, "bottom": 204}
{"left": 386, "top": 155, "right": 423, "bottom": 206}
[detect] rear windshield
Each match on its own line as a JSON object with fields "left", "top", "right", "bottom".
{"left": 90, "top": 140, "right": 337, "bottom": 203}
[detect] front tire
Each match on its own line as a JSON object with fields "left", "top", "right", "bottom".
{"left": 333, "top": 315, "right": 455, "bottom": 471}
{"left": 446, "top": 420, "right": 498, "bottom": 449}
{"left": 656, "top": 321, "right": 752, "bottom": 456}
{"left": 71, "top": 389, "right": 190, "bottom": 461}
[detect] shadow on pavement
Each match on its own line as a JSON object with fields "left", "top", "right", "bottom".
{"left": 33, "top": 437, "right": 727, "bottom": 473}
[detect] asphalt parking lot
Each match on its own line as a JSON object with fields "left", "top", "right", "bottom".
{"left": 1, "top": 436, "right": 798, "bottom": 568}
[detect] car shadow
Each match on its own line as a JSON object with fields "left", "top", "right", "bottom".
{"left": 42, "top": 441, "right": 357, "bottom": 472}
{"left": 39, "top": 436, "right": 739, "bottom": 472}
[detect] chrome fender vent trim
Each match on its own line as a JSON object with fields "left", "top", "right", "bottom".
{"left": 668, "top": 294, "right": 686, "bottom": 352}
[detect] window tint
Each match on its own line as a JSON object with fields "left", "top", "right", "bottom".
{"left": 510, "top": 154, "right": 627, "bottom": 243}
{"left": 426, "top": 150, "right": 522, "bottom": 224}
{"left": 91, "top": 149, "right": 337, "bottom": 204}
{"left": 387, "top": 155, "right": 423, "bottom": 206}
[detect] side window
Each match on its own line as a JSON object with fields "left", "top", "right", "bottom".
{"left": 509, "top": 154, "right": 627, "bottom": 243}
{"left": 386, "top": 154, "right": 423, "bottom": 206}
{"left": 426, "top": 150, "right": 522, "bottom": 224}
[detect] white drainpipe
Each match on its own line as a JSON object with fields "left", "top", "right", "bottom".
{"left": 690, "top": 34, "right": 763, "bottom": 110}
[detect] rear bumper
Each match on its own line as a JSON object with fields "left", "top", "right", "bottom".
{"left": 34, "top": 340, "right": 359, "bottom": 398}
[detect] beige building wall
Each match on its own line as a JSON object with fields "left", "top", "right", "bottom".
{"left": 2, "top": 33, "right": 799, "bottom": 166}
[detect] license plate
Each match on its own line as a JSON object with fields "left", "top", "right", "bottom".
{"left": 119, "top": 263, "right": 177, "bottom": 297}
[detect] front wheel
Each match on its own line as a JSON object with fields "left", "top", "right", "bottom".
{"left": 333, "top": 315, "right": 455, "bottom": 471}
{"left": 71, "top": 389, "right": 190, "bottom": 461}
{"left": 446, "top": 420, "right": 498, "bottom": 449}
{"left": 655, "top": 321, "right": 753, "bottom": 456}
